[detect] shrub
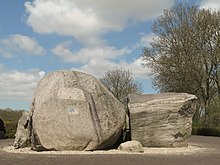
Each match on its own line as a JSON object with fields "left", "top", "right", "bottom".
{"left": 0, "top": 131, "right": 6, "bottom": 139}
{"left": 192, "top": 127, "right": 220, "bottom": 137}
{"left": 0, "top": 109, "right": 23, "bottom": 139}
{"left": 4, "top": 121, "right": 18, "bottom": 138}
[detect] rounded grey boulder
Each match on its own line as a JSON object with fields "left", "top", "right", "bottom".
{"left": 31, "top": 70, "right": 126, "bottom": 151}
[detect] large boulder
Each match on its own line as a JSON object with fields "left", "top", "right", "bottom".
{"left": 14, "top": 111, "right": 31, "bottom": 148}
{"left": 128, "top": 93, "right": 197, "bottom": 147}
{"left": 30, "top": 70, "right": 126, "bottom": 151}
{"left": 0, "top": 119, "right": 6, "bottom": 139}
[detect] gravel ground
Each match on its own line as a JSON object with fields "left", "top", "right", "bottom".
{"left": 0, "top": 136, "right": 220, "bottom": 165}
{"left": 2, "top": 144, "right": 209, "bottom": 155}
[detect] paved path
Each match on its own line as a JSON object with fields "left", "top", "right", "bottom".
{"left": 0, "top": 136, "right": 220, "bottom": 165}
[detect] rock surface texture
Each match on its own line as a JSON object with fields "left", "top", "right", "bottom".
{"left": 29, "top": 70, "right": 126, "bottom": 151}
{"left": 118, "top": 140, "right": 144, "bottom": 153}
{"left": 14, "top": 111, "right": 31, "bottom": 148}
{"left": 128, "top": 93, "right": 197, "bottom": 147}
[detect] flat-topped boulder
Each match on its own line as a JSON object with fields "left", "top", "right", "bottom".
{"left": 128, "top": 93, "right": 197, "bottom": 147}
{"left": 20, "top": 70, "right": 126, "bottom": 151}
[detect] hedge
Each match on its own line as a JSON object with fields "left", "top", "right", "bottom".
{"left": 192, "top": 127, "right": 220, "bottom": 137}
{"left": 4, "top": 121, "right": 18, "bottom": 139}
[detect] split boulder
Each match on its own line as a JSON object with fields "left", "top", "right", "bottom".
{"left": 128, "top": 93, "right": 197, "bottom": 147}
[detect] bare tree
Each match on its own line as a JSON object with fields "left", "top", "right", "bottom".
{"left": 142, "top": 2, "right": 220, "bottom": 126}
{"left": 100, "top": 68, "right": 142, "bottom": 105}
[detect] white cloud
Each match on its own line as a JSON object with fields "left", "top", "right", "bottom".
{"left": 52, "top": 41, "right": 131, "bottom": 64}
{"left": 39, "top": 71, "right": 45, "bottom": 78}
{"left": 0, "top": 66, "right": 45, "bottom": 100}
{"left": 126, "top": 58, "right": 152, "bottom": 79}
{"left": 133, "top": 33, "right": 156, "bottom": 49}
{"left": 71, "top": 58, "right": 152, "bottom": 80}
{"left": 53, "top": 32, "right": 154, "bottom": 80}
{"left": 23, "top": 0, "right": 162, "bottom": 81}
{"left": 0, "top": 34, "right": 45, "bottom": 58}
{"left": 0, "top": 48, "right": 12, "bottom": 58}
{"left": 72, "top": 59, "right": 117, "bottom": 78}
{"left": 25, "top": 0, "right": 173, "bottom": 46}
{"left": 139, "top": 33, "right": 156, "bottom": 47}
{"left": 200, "top": 0, "right": 220, "bottom": 10}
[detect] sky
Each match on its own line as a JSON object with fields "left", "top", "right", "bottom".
{"left": 0, "top": 0, "right": 219, "bottom": 110}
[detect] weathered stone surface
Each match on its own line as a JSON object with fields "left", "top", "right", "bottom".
{"left": 118, "top": 140, "right": 144, "bottom": 153}
{"left": 31, "top": 70, "right": 126, "bottom": 151}
{"left": 14, "top": 111, "right": 31, "bottom": 148}
{"left": 128, "top": 93, "right": 197, "bottom": 147}
{"left": 0, "top": 119, "right": 6, "bottom": 139}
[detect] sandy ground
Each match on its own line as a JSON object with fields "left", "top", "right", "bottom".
{"left": 0, "top": 136, "right": 220, "bottom": 165}
{"left": 3, "top": 145, "right": 208, "bottom": 155}
{"left": 0, "top": 138, "right": 215, "bottom": 155}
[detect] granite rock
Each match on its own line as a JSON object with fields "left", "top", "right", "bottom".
{"left": 14, "top": 111, "right": 31, "bottom": 148}
{"left": 118, "top": 140, "right": 144, "bottom": 153}
{"left": 30, "top": 70, "right": 126, "bottom": 151}
{"left": 128, "top": 93, "right": 197, "bottom": 147}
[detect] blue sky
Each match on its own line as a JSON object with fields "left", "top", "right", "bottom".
{"left": 0, "top": 0, "right": 217, "bottom": 110}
